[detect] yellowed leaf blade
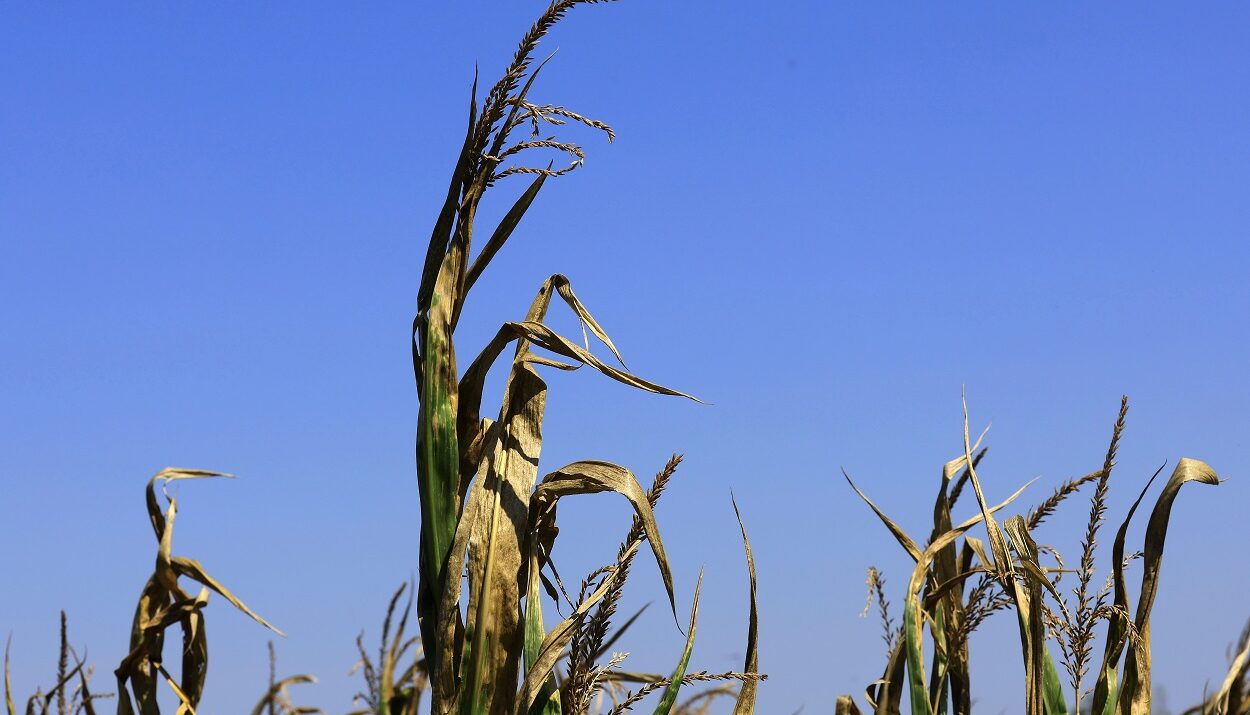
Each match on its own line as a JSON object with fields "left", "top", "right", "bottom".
{"left": 144, "top": 468, "right": 233, "bottom": 542}
{"left": 250, "top": 675, "right": 318, "bottom": 715}
{"left": 181, "top": 608, "right": 208, "bottom": 708}
{"left": 4, "top": 636, "right": 15, "bottom": 715}
{"left": 534, "top": 461, "right": 678, "bottom": 620}
{"left": 1090, "top": 463, "right": 1164, "bottom": 715}
{"left": 508, "top": 321, "right": 694, "bottom": 400}
{"left": 550, "top": 274, "right": 625, "bottom": 365}
{"left": 462, "top": 173, "right": 549, "bottom": 297}
{"left": 459, "top": 276, "right": 570, "bottom": 715}
{"left": 731, "top": 496, "right": 759, "bottom": 715}
{"left": 1119, "top": 458, "right": 1220, "bottom": 715}
{"left": 1211, "top": 627, "right": 1250, "bottom": 715}
{"left": 156, "top": 662, "right": 197, "bottom": 715}
{"left": 171, "top": 556, "right": 283, "bottom": 636}
{"left": 461, "top": 363, "right": 548, "bottom": 715}
{"left": 843, "top": 470, "right": 923, "bottom": 562}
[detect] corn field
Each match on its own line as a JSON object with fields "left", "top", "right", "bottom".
{"left": 3, "top": 2, "right": 1247, "bottom": 715}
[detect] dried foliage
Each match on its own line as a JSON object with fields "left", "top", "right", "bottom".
{"left": 862, "top": 568, "right": 896, "bottom": 652}
{"left": 348, "top": 584, "right": 428, "bottom": 715}
{"left": 252, "top": 642, "right": 321, "bottom": 715}
{"left": 4, "top": 614, "right": 112, "bottom": 715}
{"left": 6, "top": 4, "right": 760, "bottom": 715}
{"left": 1181, "top": 620, "right": 1250, "bottom": 715}
{"left": 410, "top": 2, "right": 761, "bottom": 713}
{"left": 11, "top": 3, "right": 1247, "bottom": 715}
{"left": 839, "top": 396, "right": 1229, "bottom": 715}
{"left": 114, "top": 468, "right": 280, "bottom": 714}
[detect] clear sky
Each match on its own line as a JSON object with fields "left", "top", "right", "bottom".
{"left": 2, "top": 3, "right": 1248, "bottom": 713}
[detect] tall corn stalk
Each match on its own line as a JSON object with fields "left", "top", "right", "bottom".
{"left": 411, "top": 3, "right": 760, "bottom": 714}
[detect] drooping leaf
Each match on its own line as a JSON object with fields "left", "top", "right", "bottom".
{"left": 171, "top": 557, "right": 282, "bottom": 636}
{"left": 1090, "top": 465, "right": 1165, "bottom": 715}
{"left": 836, "top": 695, "right": 864, "bottom": 715}
{"left": 144, "top": 469, "right": 233, "bottom": 542}
{"left": 533, "top": 461, "right": 679, "bottom": 620}
{"left": 1117, "top": 458, "right": 1221, "bottom": 715}
{"left": 249, "top": 675, "right": 319, "bottom": 715}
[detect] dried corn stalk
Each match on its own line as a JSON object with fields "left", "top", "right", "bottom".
{"left": 839, "top": 398, "right": 1220, "bottom": 715}
{"left": 410, "top": 2, "right": 760, "bottom": 713}
{"left": 114, "top": 468, "right": 280, "bottom": 715}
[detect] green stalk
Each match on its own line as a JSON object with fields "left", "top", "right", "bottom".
{"left": 416, "top": 309, "right": 461, "bottom": 685}
{"left": 904, "top": 599, "right": 932, "bottom": 715}
{"left": 523, "top": 544, "right": 560, "bottom": 715}
{"left": 928, "top": 609, "right": 949, "bottom": 715}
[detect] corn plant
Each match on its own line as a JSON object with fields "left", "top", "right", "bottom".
{"left": 410, "top": 2, "right": 759, "bottom": 713}
{"left": 1181, "top": 622, "right": 1250, "bottom": 715}
{"left": 113, "top": 468, "right": 280, "bottom": 714}
{"left": 348, "top": 584, "right": 428, "bottom": 715}
{"left": 252, "top": 643, "right": 321, "bottom": 715}
{"left": 838, "top": 397, "right": 1223, "bottom": 715}
{"left": 4, "top": 613, "right": 111, "bottom": 715}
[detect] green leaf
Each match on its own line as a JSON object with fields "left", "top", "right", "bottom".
{"left": 652, "top": 571, "right": 702, "bottom": 715}
{"left": 903, "top": 599, "right": 932, "bottom": 715}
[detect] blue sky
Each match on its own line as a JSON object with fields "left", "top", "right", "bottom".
{"left": 2, "top": 2, "right": 1248, "bottom": 713}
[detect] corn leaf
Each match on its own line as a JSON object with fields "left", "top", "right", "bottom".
{"left": 463, "top": 173, "right": 548, "bottom": 297}
{"left": 1210, "top": 628, "right": 1250, "bottom": 715}
{"left": 903, "top": 597, "right": 931, "bottom": 715}
{"left": 898, "top": 477, "right": 1035, "bottom": 715}
{"left": 930, "top": 457, "right": 974, "bottom": 715}
{"left": 460, "top": 367, "right": 547, "bottom": 715}
{"left": 515, "top": 546, "right": 636, "bottom": 715}
{"left": 652, "top": 572, "right": 702, "bottom": 715}
{"left": 1117, "top": 458, "right": 1220, "bottom": 715}
{"left": 171, "top": 557, "right": 282, "bottom": 636}
{"left": 522, "top": 531, "right": 561, "bottom": 715}
{"left": 4, "top": 636, "right": 15, "bottom": 715}
{"left": 250, "top": 675, "right": 318, "bottom": 715}
{"left": 731, "top": 497, "right": 759, "bottom": 715}
{"left": 1091, "top": 465, "right": 1163, "bottom": 715}
{"left": 533, "top": 461, "right": 678, "bottom": 620}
